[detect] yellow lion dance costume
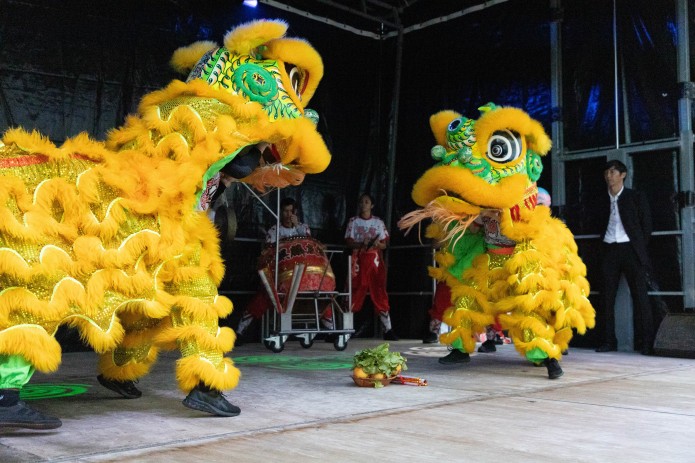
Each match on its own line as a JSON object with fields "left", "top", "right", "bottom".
{"left": 0, "top": 19, "right": 330, "bottom": 428}
{"left": 399, "top": 103, "right": 594, "bottom": 379}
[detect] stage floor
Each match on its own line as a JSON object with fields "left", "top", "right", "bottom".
{"left": 2, "top": 338, "right": 694, "bottom": 462}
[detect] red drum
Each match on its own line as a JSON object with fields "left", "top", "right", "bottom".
{"left": 258, "top": 236, "right": 336, "bottom": 293}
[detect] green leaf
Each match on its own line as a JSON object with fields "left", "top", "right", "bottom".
{"left": 353, "top": 343, "right": 407, "bottom": 377}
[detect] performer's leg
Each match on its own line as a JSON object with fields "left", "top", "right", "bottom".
{"left": 0, "top": 354, "right": 62, "bottom": 429}
{"left": 368, "top": 264, "right": 398, "bottom": 340}
{"left": 97, "top": 311, "right": 161, "bottom": 399}
{"left": 165, "top": 302, "right": 241, "bottom": 417}
{"left": 478, "top": 324, "right": 498, "bottom": 353}
{"left": 351, "top": 277, "right": 369, "bottom": 313}
{"left": 320, "top": 304, "right": 334, "bottom": 329}
{"left": 428, "top": 282, "right": 451, "bottom": 321}
{"left": 236, "top": 289, "right": 270, "bottom": 339}
{"left": 439, "top": 253, "right": 496, "bottom": 362}
{"left": 424, "top": 282, "right": 450, "bottom": 343}
{"left": 438, "top": 291, "right": 493, "bottom": 364}
{"left": 623, "top": 250, "right": 655, "bottom": 353}
{"left": 598, "top": 244, "right": 622, "bottom": 350}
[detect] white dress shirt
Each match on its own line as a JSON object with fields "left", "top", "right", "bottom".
{"left": 603, "top": 186, "right": 630, "bottom": 243}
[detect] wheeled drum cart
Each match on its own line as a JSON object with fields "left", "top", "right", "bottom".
{"left": 260, "top": 241, "right": 353, "bottom": 352}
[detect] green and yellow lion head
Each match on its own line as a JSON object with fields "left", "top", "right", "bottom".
{"left": 411, "top": 103, "right": 552, "bottom": 217}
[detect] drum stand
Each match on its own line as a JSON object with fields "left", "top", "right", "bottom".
{"left": 260, "top": 252, "right": 353, "bottom": 352}
{"left": 249, "top": 187, "right": 354, "bottom": 353}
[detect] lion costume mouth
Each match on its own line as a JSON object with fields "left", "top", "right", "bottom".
{"left": 218, "top": 142, "right": 306, "bottom": 192}
{"left": 411, "top": 165, "right": 529, "bottom": 215}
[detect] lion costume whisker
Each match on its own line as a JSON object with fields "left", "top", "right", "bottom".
{"left": 397, "top": 199, "right": 479, "bottom": 248}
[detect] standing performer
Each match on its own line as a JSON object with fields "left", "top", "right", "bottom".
{"left": 345, "top": 193, "right": 398, "bottom": 341}
{"left": 595, "top": 160, "right": 655, "bottom": 355}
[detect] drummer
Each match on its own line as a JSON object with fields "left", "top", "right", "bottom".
{"left": 265, "top": 198, "right": 311, "bottom": 243}
{"left": 237, "top": 197, "right": 331, "bottom": 342}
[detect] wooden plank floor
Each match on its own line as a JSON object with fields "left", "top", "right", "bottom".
{"left": 1, "top": 339, "right": 694, "bottom": 462}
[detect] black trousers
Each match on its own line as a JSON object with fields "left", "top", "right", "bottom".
{"left": 600, "top": 242, "right": 655, "bottom": 349}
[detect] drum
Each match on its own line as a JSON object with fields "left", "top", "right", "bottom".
{"left": 258, "top": 236, "right": 336, "bottom": 293}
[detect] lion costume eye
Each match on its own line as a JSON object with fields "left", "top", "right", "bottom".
{"left": 487, "top": 129, "right": 522, "bottom": 163}
{"left": 448, "top": 118, "right": 463, "bottom": 133}
{"left": 285, "top": 64, "right": 303, "bottom": 100}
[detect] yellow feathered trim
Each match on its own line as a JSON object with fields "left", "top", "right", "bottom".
{"left": 511, "top": 335, "right": 561, "bottom": 359}
{"left": 98, "top": 347, "right": 160, "bottom": 381}
{"left": 223, "top": 19, "right": 288, "bottom": 55}
{"left": 170, "top": 41, "right": 219, "bottom": 74}
{"left": 553, "top": 327, "right": 573, "bottom": 350}
{"left": 165, "top": 296, "right": 226, "bottom": 321}
{"left": 67, "top": 316, "right": 125, "bottom": 353}
{"left": 176, "top": 355, "right": 240, "bottom": 393}
{"left": 214, "top": 295, "right": 234, "bottom": 318}
{"left": 425, "top": 222, "right": 445, "bottom": 240}
{"left": 439, "top": 329, "right": 478, "bottom": 353}
{"left": 60, "top": 132, "right": 113, "bottom": 162}
{"left": 429, "top": 110, "right": 462, "bottom": 148}
{"left": 443, "top": 307, "right": 493, "bottom": 330}
{"left": 0, "top": 288, "right": 68, "bottom": 327}
{"left": 1, "top": 128, "right": 110, "bottom": 162}
{"left": 434, "top": 250, "right": 455, "bottom": 268}
{"left": 2, "top": 129, "right": 68, "bottom": 160}
{"left": 153, "top": 325, "right": 235, "bottom": 353}
{"left": 0, "top": 326, "right": 62, "bottom": 373}
{"left": 428, "top": 266, "right": 446, "bottom": 281}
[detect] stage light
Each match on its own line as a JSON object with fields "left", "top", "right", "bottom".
{"left": 243, "top": 0, "right": 258, "bottom": 7}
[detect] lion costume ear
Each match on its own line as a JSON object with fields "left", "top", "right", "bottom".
{"left": 525, "top": 118, "right": 552, "bottom": 155}
{"left": 429, "top": 110, "right": 461, "bottom": 148}
{"left": 263, "top": 38, "right": 323, "bottom": 105}
{"left": 170, "top": 41, "right": 219, "bottom": 74}
{"left": 223, "top": 19, "right": 288, "bottom": 55}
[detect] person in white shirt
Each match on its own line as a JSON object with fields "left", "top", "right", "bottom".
{"left": 345, "top": 193, "right": 398, "bottom": 341}
{"left": 596, "top": 160, "right": 655, "bottom": 355}
{"left": 265, "top": 197, "right": 311, "bottom": 243}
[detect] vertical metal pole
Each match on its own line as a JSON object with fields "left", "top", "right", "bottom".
{"left": 274, "top": 188, "right": 280, "bottom": 290}
{"left": 676, "top": 0, "right": 695, "bottom": 308}
{"left": 384, "top": 21, "right": 403, "bottom": 231}
{"left": 549, "top": 0, "right": 565, "bottom": 213}
{"left": 612, "top": 0, "right": 620, "bottom": 149}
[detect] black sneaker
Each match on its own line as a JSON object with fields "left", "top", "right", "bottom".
{"left": 422, "top": 332, "right": 439, "bottom": 344}
{"left": 543, "top": 358, "right": 564, "bottom": 379}
{"left": 383, "top": 329, "right": 399, "bottom": 341}
{"left": 438, "top": 349, "right": 470, "bottom": 365}
{"left": 182, "top": 387, "right": 241, "bottom": 417}
{"left": 477, "top": 339, "right": 497, "bottom": 353}
{"left": 97, "top": 374, "right": 142, "bottom": 399}
{"left": 595, "top": 344, "right": 617, "bottom": 353}
{"left": 0, "top": 402, "right": 62, "bottom": 430}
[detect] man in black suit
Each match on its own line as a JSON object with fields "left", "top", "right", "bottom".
{"left": 595, "top": 160, "right": 655, "bottom": 355}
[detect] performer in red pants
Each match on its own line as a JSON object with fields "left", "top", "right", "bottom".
{"left": 345, "top": 193, "right": 398, "bottom": 341}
